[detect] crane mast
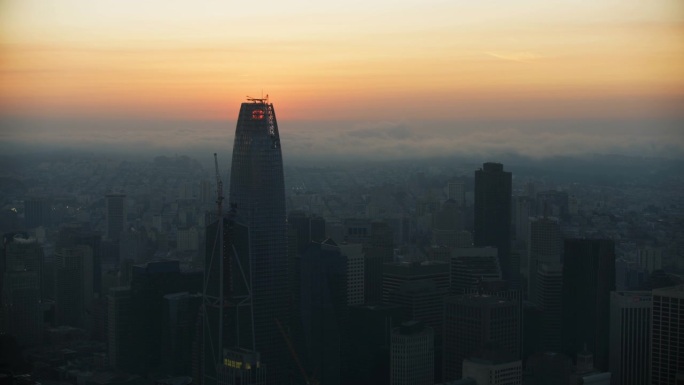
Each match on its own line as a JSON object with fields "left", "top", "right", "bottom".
{"left": 214, "top": 153, "right": 224, "bottom": 218}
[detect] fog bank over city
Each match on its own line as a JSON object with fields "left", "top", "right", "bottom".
{"left": 1, "top": 116, "right": 682, "bottom": 162}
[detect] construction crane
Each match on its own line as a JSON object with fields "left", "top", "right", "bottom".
{"left": 214, "top": 153, "right": 223, "bottom": 218}
{"left": 275, "top": 318, "right": 318, "bottom": 385}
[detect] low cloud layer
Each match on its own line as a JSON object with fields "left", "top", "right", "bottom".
{"left": 1, "top": 115, "right": 682, "bottom": 162}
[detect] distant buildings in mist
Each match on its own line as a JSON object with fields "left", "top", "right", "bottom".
{"left": 1, "top": 99, "right": 684, "bottom": 385}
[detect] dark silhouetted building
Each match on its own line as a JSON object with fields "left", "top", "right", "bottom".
{"left": 524, "top": 352, "right": 574, "bottom": 385}
{"left": 390, "top": 321, "right": 434, "bottom": 385}
{"left": 130, "top": 260, "right": 202, "bottom": 374}
{"left": 443, "top": 293, "right": 520, "bottom": 381}
{"left": 1, "top": 233, "right": 43, "bottom": 347}
{"left": 650, "top": 285, "right": 684, "bottom": 385}
{"left": 383, "top": 261, "right": 449, "bottom": 337}
{"left": 345, "top": 304, "right": 403, "bottom": 385}
{"left": 161, "top": 292, "right": 203, "bottom": 376}
{"left": 108, "top": 286, "right": 134, "bottom": 372}
{"left": 462, "top": 344, "right": 522, "bottom": 385}
{"left": 300, "top": 239, "right": 348, "bottom": 385}
{"left": 54, "top": 244, "right": 93, "bottom": 328}
{"left": 561, "top": 239, "right": 615, "bottom": 371}
{"left": 365, "top": 221, "right": 393, "bottom": 304}
{"left": 56, "top": 224, "right": 103, "bottom": 297}
{"left": 536, "top": 263, "right": 563, "bottom": 353}
{"left": 450, "top": 247, "right": 501, "bottom": 294}
{"left": 474, "top": 163, "right": 513, "bottom": 286}
{"left": 609, "top": 291, "right": 651, "bottom": 385}
{"left": 527, "top": 216, "right": 560, "bottom": 301}
{"left": 227, "top": 98, "right": 288, "bottom": 384}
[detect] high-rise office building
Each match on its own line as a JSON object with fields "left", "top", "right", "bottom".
{"left": 462, "top": 346, "right": 522, "bottom": 385}
{"left": 561, "top": 239, "right": 615, "bottom": 371}
{"left": 450, "top": 247, "right": 501, "bottom": 294}
{"left": 474, "top": 163, "right": 513, "bottom": 285}
{"left": 161, "top": 292, "right": 203, "bottom": 376}
{"left": 527, "top": 216, "right": 561, "bottom": 301}
{"left": 609, "top": 291, "right": 651, "bottom": 385}
{"left": 340, "top": 243, "right": 365, "bottom": 306}
{"left": 56, "top": 224, "right": 103, "bottom": 297}
{"left": 383, "top": 261, "right": 450, "bottom": 334}
{"left": 54, "top": 245, "right": 93, "bottom": 328}
{"left": 106, "top": 193, "right": 126, "bottom": 242}
{"left": 650, "top": 285, "right": 684, "bottom": 385}
{"left": 300, "top": 239, "right": 348, "bottom": 385}
{"left": 443, "top": 293, "right": 520, "bottom": 381}
{"left": 363, "top": 221, "right": 393, "bottom": 304}
{"left": 131, "top": 260, "right": 202, "bottom": 374}
{"left": 346, "top": 304, "right": 404, "bottom": 385}
{"left": 1, "top": 233, "right": 43, "bottom": 347}
{"left": 524, "top": 352, "right": 574, "bottom": 385}
{"left": 226, "top": 97, "right": 288, "bottom": 384}
{"left": 108, "top": 286, "right": 134, "bottom": 372}
{"left": 535, "top": 263, "right": 563, "bottom": 353}
{"left": 390, "top": 321, "right": 434, "bottom": 385}
{"left": 383, "top": 261, "right": 450, "bottom": 302}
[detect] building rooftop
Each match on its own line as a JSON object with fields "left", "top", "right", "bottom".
{"left": 653, "top": 284, "right": 684, "bottom": 298}
{"left": 444, "top": 293, "right": 515, "bottom": 307}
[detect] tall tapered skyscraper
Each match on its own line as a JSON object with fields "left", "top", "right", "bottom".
{"left": 228, "top": 97, "right": 288, "bottom": 384}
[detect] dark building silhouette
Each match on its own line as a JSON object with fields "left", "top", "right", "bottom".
{"left": 524, "top": 351, "right": 574, "bottom": 385}
{"left": 56, "top": 224, "right": 103, "bottom": 297}
{"left": 462, "top": 343, "right": 522, "bottom": 385}
{"left": 474, "top": 163, "right": 514, "bottom": 286}
{"left": 345, "top": 304, "right": 404, "bottom": 385}
{"left": 364, "top": 221, "right": 393, "bottom": 304}
{"left": 54, "top": 244, "right": 93, "bottom": 328}
{"left": 227, "top": 98, "right": 288, "bottom": 384}
{"left": 609, "top": 291, "right": 651, "bottom": 385}
{"left": 449, "top": 247, "right": 501, "bottom": 294}
{"left": 390, "top": 321, "right": 434, "bottom": 385}
{"left": 383, "top": 261, "right": 449, "bottom": 343}
{"left": 287, "top": 210, "right": 327, "bottom": 358}
{"left": 527, "top": 216, "right": 561, "bottom": 302}
{"left": 442, "top": 293, "right": 520, "bottom": 381}
{"left": 561, "top": 238, "right": 615, "bottom": 371}
{"left": 300, "top": 238, "right": 348, "bottom": 385}
{"left": 650, "top": 285, "right": 684, "bottom": 385}
{"left": 1, "top": 233, "right": 43, "bottom": 347}
{"left": 161, "top": 292, "right": 203, "bottom": 376}
{"left": 535, "top": 263, "right": 563, "bottom": 353}
{"left": 130, "top": 260, "right": 202, "bottom": 374}
{"left": 108, "top": 286, "right": 134, "bottom": 372}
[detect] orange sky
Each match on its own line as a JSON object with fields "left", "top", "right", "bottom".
{"left": 1, "top": 0, "right": 683, "bottom": 122}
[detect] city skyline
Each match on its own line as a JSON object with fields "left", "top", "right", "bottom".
{"left": 1, "top": 0, "right": 683, "bottom": 160}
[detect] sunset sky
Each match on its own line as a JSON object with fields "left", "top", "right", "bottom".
{"left": 1, "top": 0, "right": 683, "bottom": 159}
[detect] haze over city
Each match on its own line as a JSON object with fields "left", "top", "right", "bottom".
{"left": 1, "top": 0, "right": 683, "bottom": 159}
{"left": 1, "top": 2, "right": 684, "bottom": 385}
